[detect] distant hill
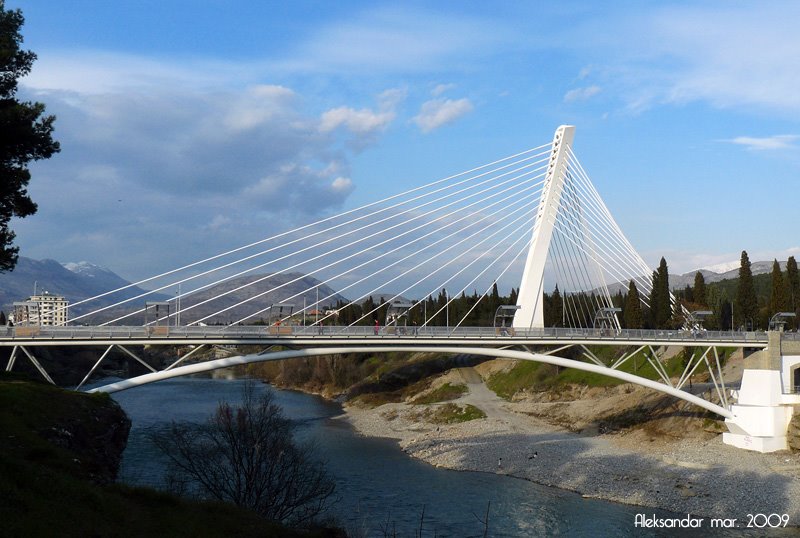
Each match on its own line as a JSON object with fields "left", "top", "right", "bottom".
{"left": 0, "top": 257, "right": 169, "bottom": 316}
{"left": 602, "top": 260, "right": 782, "bottom": 295}
{"left": 670, "top": 260, "right": 782, "bottom": 290}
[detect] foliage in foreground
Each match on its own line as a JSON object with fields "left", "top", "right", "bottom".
{"left": 151, "top": 381, "right": 337, "bottom": 526}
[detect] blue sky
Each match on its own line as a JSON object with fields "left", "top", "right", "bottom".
{"left": 8, "top": 0, "right": 800, "bottom": 283}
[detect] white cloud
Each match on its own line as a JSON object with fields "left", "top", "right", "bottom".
{"left": 431, "top": 83, "right": 456, "bottom": 96}
{"left": 412, "top": 98, "right": 473, "bottom": 133}
{"left": 331, "top": 177, "right": 353, "bottom": 193}
{"left": 586, "top": 4, "right": 800, "bottom": 113}
{"left": 15, "top": 55, "right": 377, "bottom": 278}
{"left": 563, "top": 85, "right": 601, "bottom": 103}
{"left": 319, "top": 106, "right": 395, "bottom": 135}
{"left": 318, "top": 88, "right": 406, "bottom": 146}
{"left": 283, "top": 7, "right": 511, "bottom": 74}
{"left": 727, "top": 135, "right": 799, "bottom": 151}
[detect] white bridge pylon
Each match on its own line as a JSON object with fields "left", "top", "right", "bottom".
{"left": 514, "top": 125, "right": 660, "bottom": 330}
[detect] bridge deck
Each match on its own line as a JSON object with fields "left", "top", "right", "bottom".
{"left": 0, "top": 325, "right": 772, "bottom": 348}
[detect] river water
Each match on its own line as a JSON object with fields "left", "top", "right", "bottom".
{"left": 107, "top": 376, "right": 772, "bottom": 537}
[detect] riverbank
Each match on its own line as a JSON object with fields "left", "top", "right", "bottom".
{"left": 342, "top": 366, "right": 800, "bottom": 524}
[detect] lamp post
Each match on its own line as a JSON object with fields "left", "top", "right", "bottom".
{"left": 688, "top": 310, "right": 712, "bottom": 331}
{"left": 593, "top": 307, "right": 621, "bottom": 330}
{"left": 769, "top": 312, "right": 796, "bottom": 332}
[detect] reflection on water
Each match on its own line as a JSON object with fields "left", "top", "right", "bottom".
{"left": 107, "top": 376, "right": 780, "bottom": 537}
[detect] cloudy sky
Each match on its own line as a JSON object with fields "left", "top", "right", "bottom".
{"left": 8, "top": 0, "right": 800, "bottom": 283}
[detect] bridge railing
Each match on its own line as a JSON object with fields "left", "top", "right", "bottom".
{"left": 0, "top": 324, "right": 770, "bottom": 344}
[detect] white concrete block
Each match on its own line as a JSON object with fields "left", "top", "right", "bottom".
{"left": 728, "top": 404, "right": 792, "bottom": 437}
{"left": 737, "top": 370, "right": 784, "bottom": 406}
{"left": 722, "top": 432, "right": 787, "bottom": 453}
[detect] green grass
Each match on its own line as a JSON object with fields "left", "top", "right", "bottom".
{"left": 487, "top": 347, "right": 716, "bottom": 399}
{"left": 412, "top": 382, "right": 468, "bottom": 404}
{"left": 487, "top": 361, "right": 549, "bottom": 399}
{"left": 429, "top": 403, "right": 486, "bottom": 423}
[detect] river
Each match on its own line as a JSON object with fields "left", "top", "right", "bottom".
{"left": 106, "top": 375, "right": 770, "bottom": 537}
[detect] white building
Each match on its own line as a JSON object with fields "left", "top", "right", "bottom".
{"left": 13, "top": 292, "right": 69, "bottom": 326}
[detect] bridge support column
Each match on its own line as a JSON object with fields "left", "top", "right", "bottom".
{"left": 723, "top": 334, "right": 800, "bottom": 452}
{"left": 513, "top": 125, "right": 575, "bottom": 330}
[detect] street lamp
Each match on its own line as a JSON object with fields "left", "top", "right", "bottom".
{"left": 268, "top": 303, "right": 294, "bottom": 326}
{"left": 687, "top": 310, "right": 712, "bottom": 330}
{"left": 494, "top": 305, "right": 520, "bottom": 336}
{"left": 593, "top": 307, "right": 621, "bottom": 330}
{"left": 769, "top": 312, "right": 796, "bottom": 332}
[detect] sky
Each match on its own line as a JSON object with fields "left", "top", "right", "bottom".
{"left": 7, "top": 0, "right": 800, "bottom": 286}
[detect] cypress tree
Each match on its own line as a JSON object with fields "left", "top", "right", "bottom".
{"left": 693, "top": 271, "right": 707, "bottom": 306}
{"left": 786, "top": 256, "right": 800, "bottom": 328}
{"left": 550, "top": 285, "right": 563, "bottom": 327}
{"left": 624, "top": 280, "right": 643, "bottom": 329}
{"left": 649, "top": 257, "right": 671, "bottom": 329}
{"left": 735, "top": 251, "right": 758, "bottom": 330}
{"left": 719, "top": 298, "right": 733, "bottom": 331}
{"left": 769, "top": 259, "right": 787, "bottom": 315}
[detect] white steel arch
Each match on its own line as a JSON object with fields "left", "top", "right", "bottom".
{"left": 87, "top": 345, "right": 735, "bottom": 422}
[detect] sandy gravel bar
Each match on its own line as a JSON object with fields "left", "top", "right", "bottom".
{"left": 342, "top": 385, "right": 800, "bottom": 524}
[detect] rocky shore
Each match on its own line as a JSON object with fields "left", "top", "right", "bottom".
{"left": 342, "top": 366, "right": 800, "bottom": 525}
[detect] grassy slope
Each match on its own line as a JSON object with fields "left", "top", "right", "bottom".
{"left": 487, "top": 347, "right": 732, "bottom": 400}
{"left": 0, "top": 374, "right": 328, "bottom": 538}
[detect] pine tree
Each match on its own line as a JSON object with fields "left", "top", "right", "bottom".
{"left": 769, "top": 259, "right": 787, "bottom": 315}
{"left": 624, "top": 280, "right": 643, "bottom": 329}
{"left": 735, "top": 250, "right": 758, "bottom": 330}
{"left": 0, "top": 2, "right": 60, "bottom": 271}
{"left": 693, "top": 271, "right": 707, "bottom": 306}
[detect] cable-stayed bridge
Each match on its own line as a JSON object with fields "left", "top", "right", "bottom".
{"left": 4, "top": 125, "right": 799, "bottom": 453}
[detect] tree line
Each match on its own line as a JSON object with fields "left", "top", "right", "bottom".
{"left": 543, "top": 251, "right": 800, "bottom": 331}
{"left": 324, "top": 250, "right": 800, "bottom": 331}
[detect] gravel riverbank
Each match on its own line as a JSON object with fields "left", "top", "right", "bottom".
{"left": 342, "top": 369, "right": 800, "bottom": 524}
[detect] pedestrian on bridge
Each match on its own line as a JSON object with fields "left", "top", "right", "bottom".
{"left": 374, "top": 319, "right": 380, "bottom": 335}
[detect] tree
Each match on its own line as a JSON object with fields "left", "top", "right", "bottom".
{"left": 152, "top": 382, "right": 336, "bottom": 525}
{"left": 624, "top": 280, "right": 643, "bottom": 329}
{"left": 786, "top": 256, "right": 800, "bottom": 329}
{"left": 549, "top": 285, "right": 563, "bottom": 327}
{"left": 735, "top": 250, "right": 758, "bottom": 330}
{"left": 649, "top": 257, "right": 671, "bottom": 329}
{"left": 0, "top": 2, "right": 60, "bottom": 271}
{"left": 693, "top": 271, "right": 707, "bottom": 306}
{"left": 718, "top": 298, "right": 733, "bottom": 331}
{"left": 769, "top": 259, "right": 787, "bottom": 315}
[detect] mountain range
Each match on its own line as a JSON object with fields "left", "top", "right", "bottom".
{"left": 0, "top": 257, "right": 169, "bottom": 316}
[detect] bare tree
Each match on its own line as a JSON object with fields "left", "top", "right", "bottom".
{"left": 151, "top": 380, "right": 336, "bottom": 526}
